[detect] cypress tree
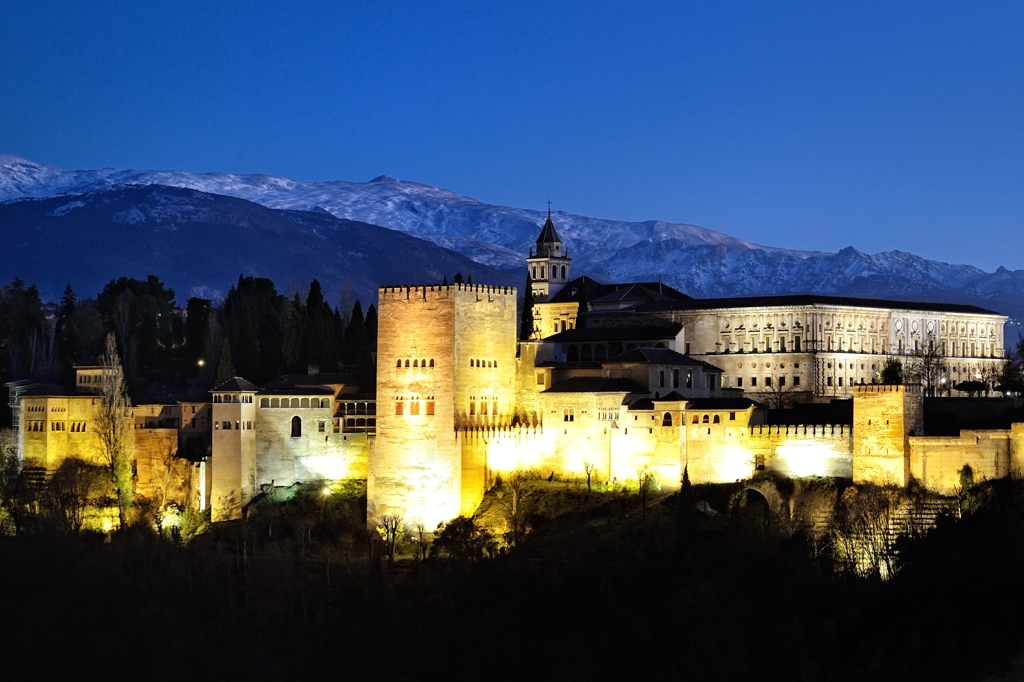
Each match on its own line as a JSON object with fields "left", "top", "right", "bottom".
{"left": 365, "top": 304, "right": 378, "bottom": 346}
{"left": 215, "top": 337, "right": 235, "bottom": 386}
{"left": 520, "top": 274, "right": 535, "bottom": 340}
{"left": 282, "top": 293, "right": 307, "bottom": 372}
{"left": 342, "top": 301, "right": 368, "bottom": 365}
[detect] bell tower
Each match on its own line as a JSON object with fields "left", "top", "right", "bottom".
{"left": 526, "top": 204, "right": 571, "bottom": 302}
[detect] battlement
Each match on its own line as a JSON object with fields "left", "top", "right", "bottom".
{"left": 378, "top": 283, "right": 517, "bottom": 301}
{"left": 749, "top": 424, "right": 850, "bottom": 437}
{"left": 853, "top": 384, "right": 923, "bottom": 395}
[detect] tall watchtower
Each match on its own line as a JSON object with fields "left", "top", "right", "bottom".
{"left": 527, "top": 207, "right": 571, "bottom": 302}
{"left": 210, "top": 377, "right": 258, "bottom": 521}
{"left": 371, "top": 282, "right": 517, "bottom": 529}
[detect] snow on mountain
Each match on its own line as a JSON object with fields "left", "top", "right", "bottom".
{"left": 4, "top": 155, "right": 1024, "bottom": 323}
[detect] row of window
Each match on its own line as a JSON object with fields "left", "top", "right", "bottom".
{"left": 394, "top": 398, "right": 436, "bottom": 416}
{"left": 24, "top": 421, "right": 90, "bottom": 432}
{"left": 213, "top": 394, "right": 253, "bottom": 403}
{"left": 215, "top": 420, "right": 254, "bottom": 430}
{"left": 469, "top": 396, "right": 497, "bottom": 416}
{"left": 531, "top": 264, "right": 568, "bottom": 281}
{"left": 735, "top": 376, "right": 801, "bottom": 388}
{"left": 658, "top": 369, "right": 693, "bottom": 389}
{"left": 397, "top": 358, "right": 435, "bottom": 368}
{"left": 470, "top": 359, "right": 498, "bottom": 368}
{"left": 258, "top": 397, "right": 332, "bottom": 409}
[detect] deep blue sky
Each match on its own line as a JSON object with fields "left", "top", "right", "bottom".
{"left": 3, "top": 1, "right": 1023, "bottom": 271}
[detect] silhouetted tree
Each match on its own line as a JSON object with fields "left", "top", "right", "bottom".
{"left": 215, "top": 338, "right": 235, "bottom": 386}
{"left": 97, "top": 333, "right": 134, "bottom": 529}
{"left": 520, "top": 274, "right": 535, "bottom": 340}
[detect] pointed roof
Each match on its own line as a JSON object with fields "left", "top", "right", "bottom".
{"left": 535, "top": 214, "right": 562, "bottom": 244}
{"left": 211, "top": 377, "right": 258, "bottom": 393}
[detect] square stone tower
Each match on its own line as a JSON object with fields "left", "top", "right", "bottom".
{"left": 370, "top": 283, "right": 517, "bottom": 529}
{"left": 210, "top": 378, "right": 258, "bottom": 521}
{"left": 852, "top": 384, "right": 924, "bottom": 486}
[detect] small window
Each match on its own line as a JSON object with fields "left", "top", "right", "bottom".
{"left": 469, "top": 402, "right": 476, "bottom": 416}
{"left": 536, "top": 372, "right": 545, "bottom": 386}
{"left": 563, "top": 408, "right": 574, "bottom": 422}
{"left": 413, "top": 359, "right": 418, "bottom": 368}
{"left": 794, "top": 376, "right": 800, "bottom": 387}
{"left": 779, "top": 377, "right": 786, "bottom": 387}
{"left": 702, "top": 414, "right": 709, "bottom": 424}
{"left": 291, "top": 416, "right": 302, "bottom": 437}
{"left": 429, "top": 359, "right": 435, "bottom": 367}
{"left": 827, "top": 377, "right": 833, "bottom": 387}
{"left": 223, "top": 421, "right": 231, "bottom": 430}
{"left": 395, "top": 402, "right": 404, "bottom": 416}
{"left": 751, "top": 377, "right": 757, "bottom": 387}
{"left": 659, "top": 371, "right": 665, "bottom": 388}
{"left": 729, "top": 412, "right": 736, "bottom": 421}
{"left": 662, "top": 412, "right": 672, "bottom": 427}
{"left": 713, "top": 414, "right": 720, "bottom": 424}
{"left": 736, "top": 377, "right": 743, "bottom": 388}
{"left": 691, "top": 415, "right": 698, "bottom": 423}
{"left": 410, "top": 401, "right": 420, "bottom": 416}
{"left": 318, "top": 421, "right": 325, "bottom": 433}
{"left": 426, "top": 401, "right": 435, "bottom": 416}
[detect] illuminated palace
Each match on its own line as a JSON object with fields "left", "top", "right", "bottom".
{"left": 10, "top": 214, "right": 1022, "bottom": 529}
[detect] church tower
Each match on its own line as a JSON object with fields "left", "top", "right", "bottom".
{"left": 527, "top": 206, "right": 571, "bottom": 302}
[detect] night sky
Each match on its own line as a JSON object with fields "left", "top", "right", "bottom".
{"left": 3, "top": 1, "right": 1023, "bottom": 270}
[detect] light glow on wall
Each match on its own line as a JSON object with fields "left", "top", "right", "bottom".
{"left": 774, "top": 443, "right": 850, "bottom": 478}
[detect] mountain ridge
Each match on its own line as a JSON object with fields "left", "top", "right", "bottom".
{"left": 3, "top": 156, "right": 1024, "bottom": 326}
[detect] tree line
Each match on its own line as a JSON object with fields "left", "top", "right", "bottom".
{"left": 0, "top": 274, "right": 379, "bottom": 421}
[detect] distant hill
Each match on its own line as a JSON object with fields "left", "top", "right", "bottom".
{"left": 0, "top": 184, "right": 518, "bottom": 305}
{"left": 3, "top": 155, "right": 1024, "bottom": 327}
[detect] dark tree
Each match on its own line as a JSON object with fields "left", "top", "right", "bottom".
{"left": 520, "top": 274, "right": 535, "bottom": 340}
{"left": 184, "top": 297, "right": 213, "bottom": 365}
{"left": 364, "top": 304, "right": 378, "bottom": 346}
{"left": 342, "top": 301, "right": 368, "bottom": 365}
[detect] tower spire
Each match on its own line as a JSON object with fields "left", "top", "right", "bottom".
{"left": 547, "top": 198, "right": 552, "bottom": 219}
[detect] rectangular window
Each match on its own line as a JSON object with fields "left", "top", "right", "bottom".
{"left": 794, "top": 376, "right": 801, "bottom": 387}
{"left": 685, "top": 342, "right": 691, "bottom": 355}
{"left": 659, "top": 371, "right": 665, "bottom": 388}
{"left": 827, "top": 377, "right": 833, "bottom": 387}
{"left": 469, "top": 402, "right": 476, "bottom": 416}
{"left": 333, "top": 419, "right": 340, "bottom": 433}
{"left": 736, "top": 377, "right": 743, "bottom": 388}
{"left": 318, "top": 421, "right": 326, "bottom": 432}
{"left": 426, "top": 401, "right": 435, "bottom": 416}
{"left": 751, "top": 377, "right": 757, "bottom": 387}
{"left": 672, "top": 369, "right": 679, "bottom": 388}
{"left": 395, "top": 402, "right": 404, "bottom": 416}
{"left": 223, "top": 421, "right": 231, "bottom": 430}
{"left": 729, "top": 412, "right": 736, "bottom": 421}
{"left": 686, "top": 370, "right": 693, "bottom": 389}
{"left": 779, "top": 338, "right": 786, "bottom": 352}
{"left": 492, "top": 401, "right": 498, "bottom": 416}
{"left": 839, "top": 377, "right": 844, "bottom": 387}
{"left": 563, "top": 408, "right": 574, "bottom": 422}
{"left": 765, "top": 377, "right": 772, "bottom": 387}
{"left": 779, "top": 377, "right": 785, "bottom": 387}
{"left": 410, "top": 401, "right": 420, "bottom": 416}
{"left": 536, "top": 372, "right": 545, "bottom": 386}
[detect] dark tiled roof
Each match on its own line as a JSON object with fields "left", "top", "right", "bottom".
{"left": 211, "top": 377, "right": 259, "bottom": 392}
{"left": 535, "top": 360, "right": 604, "bottom": 369}
{"left": 684, "top": 397, "right": 762, "bottom": 410}
{"left": 259, "top": 387, "right": 335, "bottom": 396}
{"left": 629, "top": 398, "right": 655, "bottom": 410}
{"left": 547, "top": 276, "right": 691, "bottom": 305}
{"left": 546, "top": 325, "right": 682, "bottom": 343}
{"left": 629, "top": 294, "right": 1002, "bottom": 316}
{"left": 263, "top": 371, "right": 357, "bottom": 388}
{"left": 603, "top": 347, "right": 723, "bottom": 372}
{"left": 536, "top": 215, "right": 562, "bottom": 244}
{"left": 543, "top": 377, "right": 649, "bottom": 394}
{"left": 655, "top": 391, "right": 687, "bottom": 401}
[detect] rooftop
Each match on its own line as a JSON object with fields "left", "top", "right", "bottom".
{"left": 543, "top": 377, "right": 649, "bottom": 394}
{"left": 628, "top": 293, "right": 1003, "bottom": 316}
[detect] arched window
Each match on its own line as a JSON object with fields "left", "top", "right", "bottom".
{"left": 429, "top": 359, "right": 434, "bottom": 367}
{"left": 561, "top": 265, "right": 566, "bottom": 279}
{"left": 413, "top": 359, "right": 418, "bottom": 367}
{"left": 291, "top": 398, "right": 299, "bottom": 408}
{"left": 397, "top": 359, "right": 402, "bottom": 367}
{"left": 420, "top": 359, "right": 425, "bottom": 367}
{"left": 405, "top": 359, "right": 410, "bottom": 367}
{"left": 692, "top": 415, "right": 698, "bottom": 423}
{"left": 702, "top": 414, "right": 710, "bottom": 424}
{"left": 260, "top": 398, "right": 269, "bottom": 407}
{"left": 662, "top": 412, "right": 673, "bottom": 427}
{"left": 291, "top": 416, "right": 301, "bottom": 438}
{"left": 713, "top": 414, "right": 720, "bottom": 424}
{"left": 301, "top": 398, "right": 310, "bottom": 408}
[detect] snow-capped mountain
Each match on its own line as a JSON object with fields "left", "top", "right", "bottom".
{"left": 3, "top": 155, "right": 1024, "bottom": 325}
